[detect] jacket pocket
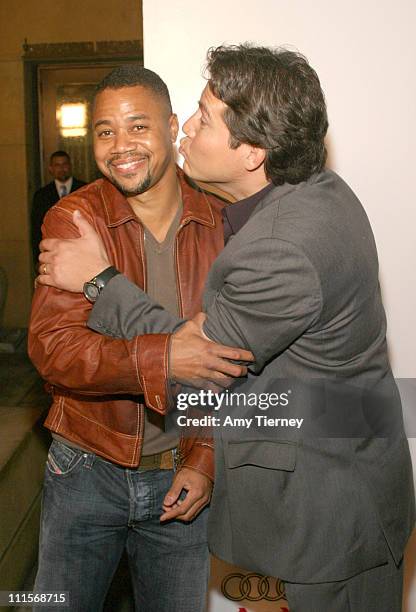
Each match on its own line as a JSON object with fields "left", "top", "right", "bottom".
{"left": 226, "top": 440, "right": 297, "bottom": 472}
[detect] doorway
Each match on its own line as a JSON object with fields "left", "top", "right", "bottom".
{"left": 39, "top": 64, "right": 117, "bottom": 184}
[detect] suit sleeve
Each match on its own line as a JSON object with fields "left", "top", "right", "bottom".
{"left": 28, "top": 204, "right": 180, "bottom": 413}
{"left": 88, "top": 274, "right": 185, "bottom": 339}
{"left": 203, "top": 237, "right": 322, "bottom": 372}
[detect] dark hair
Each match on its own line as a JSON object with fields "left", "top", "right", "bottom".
{"left": 50, "top": 150, "right": 70, "bottom": 162}
{"left": 95, "top": 64, "right": 172, "bottom": 114}
{"left": 206, "top": 44, "right": 328, "bottom": 185}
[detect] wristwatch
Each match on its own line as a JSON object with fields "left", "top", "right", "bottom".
{"left": 83, "top": 266, "right": 120, "bottom": 303}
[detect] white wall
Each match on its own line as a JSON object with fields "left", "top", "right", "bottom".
{"left": 143, "top": 1, "right": 416, "bottom": 609}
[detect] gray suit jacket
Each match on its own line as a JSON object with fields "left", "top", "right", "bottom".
{"left": 88, "top": 169, "right": 415, "bottom": 583}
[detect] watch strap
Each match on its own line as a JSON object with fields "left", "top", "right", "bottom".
{"left": 90, "top": 266, "right": 120, "bottom": 290}
{"left": 83, "top": 266, "right": 120, "bottom": 303}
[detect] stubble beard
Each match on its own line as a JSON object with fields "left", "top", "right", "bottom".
{"left": 106, "top": 155, "right": 152, "bottom": 197}
{"left": 111, "top": 169, "right": 152, "bottom": 197}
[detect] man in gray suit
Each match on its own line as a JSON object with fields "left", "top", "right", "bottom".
{"left": 37, "top": 45, "right": 415, "bottom": 610}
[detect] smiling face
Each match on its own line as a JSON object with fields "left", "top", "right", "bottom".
{"left": 93, "top": 85, "right": 178, "bottom": 197}
{"left": 179, "top": 84, "right": 250, "bottom": 197}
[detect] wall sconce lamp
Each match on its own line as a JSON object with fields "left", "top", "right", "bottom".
{"left": 57, "top": 103, "right": 87, "bottom": 138}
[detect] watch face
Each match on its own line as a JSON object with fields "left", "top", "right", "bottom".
{"left": 84, "top": 282, "right": 100, "bottom": 302}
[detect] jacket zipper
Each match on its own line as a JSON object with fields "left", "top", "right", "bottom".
{"left": 174, "top": 218, "right": 192, "bottom": 467}
{"left": 174, "top": 218, "right": 189, "bottom": 319}
{"left": 134, "top": 223, "right": 146, "bottom": 464}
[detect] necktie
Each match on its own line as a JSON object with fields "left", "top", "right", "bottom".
{"left": 60, "top": 185, "right": 67, "bottom": 197}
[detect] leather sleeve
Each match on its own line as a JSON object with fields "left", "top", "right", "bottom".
{"left": 179, "top": 443, "right": 215, "bottom": 482}
{"left": 136, "top": 334, "right": 173, "bottom": 414}
{"left": 28, "top": 204, "right": 176, "bottom": 407}
{"left": 175, "top": 403, "right": 215, "bottom": 481}
{"left": 31, "top": 189, "right": 45, "bottom": 265}
{"left": 178, "top": 433, "right": 215, "bottom": 482}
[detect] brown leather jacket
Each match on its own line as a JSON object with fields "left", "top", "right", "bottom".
{"left": 28, "top": 167, "right": 225, "bottom": 479}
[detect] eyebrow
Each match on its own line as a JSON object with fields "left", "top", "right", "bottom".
{"left": 94, "top": 119, "right": 111, "bottom": 129}
{"left": 127, "top": 114, "right": 150, "bottom": 122}
{"left": 94, "top": 114, "right": 150, "bottom": 129}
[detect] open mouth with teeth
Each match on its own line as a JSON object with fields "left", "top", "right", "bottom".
{"left": 109, "top": 157, "right": 148, "bottom": 175}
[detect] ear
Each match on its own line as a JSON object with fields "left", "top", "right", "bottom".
{"left": 168, "top": 114, "right": 179, "bottom": 143}
{"left": 244, "top": 145, "right": 266, "bottom": 172}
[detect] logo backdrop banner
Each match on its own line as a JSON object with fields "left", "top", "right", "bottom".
{"left": 208, "top": 556, "right": 289, "bottom": 612}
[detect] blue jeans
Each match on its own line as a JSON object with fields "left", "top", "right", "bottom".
{"left": 34, "top": 440, "right": 209, "bottom": 612}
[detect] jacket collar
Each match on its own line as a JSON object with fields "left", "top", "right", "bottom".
{"left": 99, "top": 165, "right": 216, "bottom": 229}
{"left": 253, "top": 181, "right": 299, "bottom": 216}
{"left": 253, "top": 173, "right": 322, "bottom": 217}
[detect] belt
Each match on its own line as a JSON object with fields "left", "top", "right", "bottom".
{"left": 138, "top": 448, "right": 175, "bottom": 470}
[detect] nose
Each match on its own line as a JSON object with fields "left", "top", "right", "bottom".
{"left": 182, "top": 111, "right": 197, "bottom": 137}
{"left": 111, "top": 130, "right": 135, "bottom": 154}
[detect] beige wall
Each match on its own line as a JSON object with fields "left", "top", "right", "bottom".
{"left": 0, "top": 0, "right": 142, "bottom": 327}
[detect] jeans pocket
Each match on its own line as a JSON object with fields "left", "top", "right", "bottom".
{"left": 46, "top": 440, "right": 84, "bottom": 477}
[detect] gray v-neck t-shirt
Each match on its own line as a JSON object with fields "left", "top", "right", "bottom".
{"left": 141, "top": 203, "right": 182, "bottom": 455}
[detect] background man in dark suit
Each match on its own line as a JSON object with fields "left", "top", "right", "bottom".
{"left": 30, "top": 150, "right": 85, "bottom": 263}
{"left": 36, "top": 45, "right": 415, "bottom": 610}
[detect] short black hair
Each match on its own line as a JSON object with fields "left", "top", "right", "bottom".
{"left": 95, "top": 64, "right": 172, "bottom": 114}
{"left": 206, "top": 44, "right": 328, "bottom": 185}
{"left": 50, "top": 150, "right": 70, "bottom": 162}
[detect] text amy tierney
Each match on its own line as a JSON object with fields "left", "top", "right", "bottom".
{"left": 176, "top": 414, "right": 304, "bottom": 429}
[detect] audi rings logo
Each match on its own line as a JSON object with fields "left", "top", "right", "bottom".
{"left": 221, "top": 572, "right": 286, "bottom": 602}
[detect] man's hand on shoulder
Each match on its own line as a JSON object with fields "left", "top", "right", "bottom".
{"left": 169, "top": 312, "right": 254, "bottom": 390}
{"left": 37, "top": 210, "right": 110, "bottom": 292}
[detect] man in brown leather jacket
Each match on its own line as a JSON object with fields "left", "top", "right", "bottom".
{"left": 28, "top": 65, "right": 251, "bottom": 612}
